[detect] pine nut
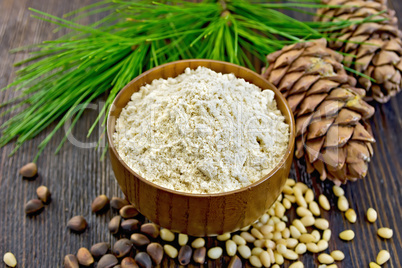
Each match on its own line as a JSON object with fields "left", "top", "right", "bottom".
{"left": 296, "top": 207, "right": 313, "bottom": 217}
{"left": 271, "top": 216, "right": 281, "bottom": 224}
{"left": 283, "top": 249, "right": 298, "bottom": 260}
{"left": 259, "top": 251, "right": 271, "bottom": 267}
{"left": 330, "top": 250, "right": 345, "bottom": 261}
{"left": 290, "top": 225, "right": 301, "bottom": 239}
{"left": 272, "top": 265, "right": 280, "bottom": 268}
{"left": 311, "top": 230, "right": 321, "bottom": 243}
{"left": 226, "top": 240, "right": 237, "bottom": 256}
{"left": 317, "top": 240, "right": 328, "bottom": 252}
{"left": 283, "top": 185, "right": 294, "bottom": 194}
{"left": 337, "top": 196, "right": 349, "bottom": 212}
{"left": 295, "top": 243, "right": 307, "bottom": 254}
{"left": 300, "top": 216, "right": 315, "bottom": 227}
{"left": 376, "top": 250, "right": 390, "bottom": 265}
{"left": 191, "top": 238, "right": 205, "bottom": 248}
{"left": 241, "top": 231, "right": 256, "bottom": 243}
{"left": 369, "top": 262, "right": 381, "bottom": 268}
{"left": 286, "top": 238, "right": 298, "bottom": 249}
{"left": 299, "top": 234, "right": 315, "bottom": 244}
{"left": 254, "top": 239, "right": 265, "bottom": 248}
{"left": 260, "top": 225, "right": 274, "bottom": 237}
{"left": 267, "top": 248, "right": 275, "bottom": 263}
{"left": 318, "top": 253, "right": 334, "bottom": 264}
{"left": 319, "top": 195, "right": 330, "bottom": 211}
{"left": 259, "top": 214, "right": 269, "bottom": 224}
{"left": 160, "top": 229, "right": 175, "bottom": 242}
{"left": 377, "top": 227, "right": 393, "bottom": 239}
{"left": 323, "top": 229, "right": 332, "bottom": 241}
{"left": 3, "top": 252, "right": 17, "bottom": 267}
{"left": 217, "top": 232, "right": 231, "bottom": 241}
{"left": 332, "top": 185, "right": 344, "bottom": 197}
{"left": 276, "top": 239, "right": 287, "bottom": 246}
{"left": 306, "top": 243, "right": 319, "bottom": 253}
{"left": 178, "top": 234, "right": 188, "bottom": 246}
{"left": 251, "top": 247, "right": 264, "bottom": 256}
{"left": 249, "top": 255, "right": 262, "bottom": 267}
{"left": 238, "top": 245, "right": 251, "bottom": 259}
{"left": 327, "top": 265, "right": 338, "bottom": 268}
{"left": 285, "top": 194, "right": 296, "bottom": 203}
{"left": 283, "top": 198, "right": 292, "bottom": 209}
{"left": 272, "top": 231, "right": 282, "bottom": 241}
{"left": 232, "top": 235, "right": 246, "bottom": 245}
{"left": 367, "top": 208, "right": 377, "bottom": 223}
{"left": 289, "top": 261, "right": 304, "bottom": 268}
{"left": 304, "top": 189, "right": 314, "bottom": 203}
{"left": 274, "top": 251, "right": 284, "bottom": 264}
{"left": 277, "top": 244, "right": 287, "bottom": 255}
{"left": 293, "top": 219, "right": 307, "bottom": 234}
{"left": 164, "top": 245, "right": 178, "bottom": 258}
{"left": 339, "top": 230, "right": 355, "bottom": 241}
{"left": 286, "top": 178, "right": 296, "bottom": 186}
{"left": 314, "top": 218, "right": 329, "bottom": 230}
{"left": 282, "top": 228, "right": 290, "bottom": 239}
{"left": 309, "top": 201, "right": 321, "bottom": 216}
{"left": 207, "top": 247, "right": 222, "bottom": 260}
{"left": 275, "top": 222, "right": 286, "bottom": 232}
{"left": 294, "top": 187, "right": 307, "bottom": 208}
{"left": 251, "top": 228, "right": 264, "bottom": 240}
{"left": 345, "top": 209, "right": 357, "bottom": 223}
{"left": 265, "top": 239, "right": 276, "bottom": 249}
{"left": 294, "top": 182, "right": 308, "bottom": 193}
{"left": 241, "top": 225, "right": 251, "bottom": 231}
{"left": 275, "top": 203, "right": 286, "bottom": 218}
{"left": 268, "top": 209, "right": 275, "bottom": 217}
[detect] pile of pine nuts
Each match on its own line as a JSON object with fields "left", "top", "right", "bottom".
{"left": 59, "top": 178, "right": 395, "bottom": 268}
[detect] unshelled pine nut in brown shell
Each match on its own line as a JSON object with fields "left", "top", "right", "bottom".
{"left": 76, "top": 247, "right": 94, "bottom": 267}
{"left": 91, "top": 195, "right": 109, "bottom": 213}
{"left": 146, "top": 243, "right": 163, "bottom": 265}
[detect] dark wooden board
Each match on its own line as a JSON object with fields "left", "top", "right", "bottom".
{"left": 0, "top": 0, "right": 401, "bottom": 267}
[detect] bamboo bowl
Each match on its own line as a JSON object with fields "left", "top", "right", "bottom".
{"left": 107, "top": 59, "right": 295, "bottom": 236}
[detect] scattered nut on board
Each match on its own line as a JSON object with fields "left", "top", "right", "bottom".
{"left": 3, "top": 252, "right": 17, "bottom": 267}
{"left": 60, "top": 181, "right": 395, "bottom": 267}
{"left": 19, "top": 162, "right": 37, "bottom": 178}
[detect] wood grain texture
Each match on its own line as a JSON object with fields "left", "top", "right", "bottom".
{"left": 0, "top": 0, "right": 401, "bottom": 267}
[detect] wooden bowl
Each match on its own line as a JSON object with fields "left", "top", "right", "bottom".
{"left": 107, "top": 59, "right": 295, "bottom": 236}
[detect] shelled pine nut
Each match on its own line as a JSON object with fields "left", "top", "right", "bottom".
{"left": 318, "top": 195, "right": 330, "bottom": 211}
{"left": 330, "top": 250, "right": 345, "bottom": 261}
{"left": 376, "top": 250, "right": 390, "bottom": 265}
{"left": 337, "top": 196, "right": 349, "bottom": 212}
{"left": 367, "top": 208, "right": 378, "bottom": 223}
{"left": 339, "top": 230, "right": 355, "bottom": 241}
{"left": 377, "top": 228, "right": 393, "bottom": 239}
{"left": 345, "top": 209, "right": 357, "bottom": 223}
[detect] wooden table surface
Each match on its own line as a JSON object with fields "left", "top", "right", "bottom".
{"left": 0, "top": 0, "right": 401, "bottom": 267}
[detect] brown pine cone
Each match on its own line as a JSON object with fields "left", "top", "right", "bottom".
{"left": 262, "top": 39, "right": 376, "bottom": 185}
{"left": 316, "top": 0, "right": 402, "bottom": 103}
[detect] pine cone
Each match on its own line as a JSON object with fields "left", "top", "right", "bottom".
{"left": 316, "top": 0, "right": 402, "bottom": 103}
{"left": 262, "top": 39, "right": 376, "bottom": 185}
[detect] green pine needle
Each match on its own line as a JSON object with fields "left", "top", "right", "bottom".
{"left": 0, "top": 0, "right": 375, "bottom": 160}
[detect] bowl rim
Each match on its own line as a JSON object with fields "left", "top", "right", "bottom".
{"left": 107, "top": 59, "right": 295, "bottom": 198}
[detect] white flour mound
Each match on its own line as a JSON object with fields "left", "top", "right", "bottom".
{"left": 114, "top": 67, "right": 289, "bottom": 194}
